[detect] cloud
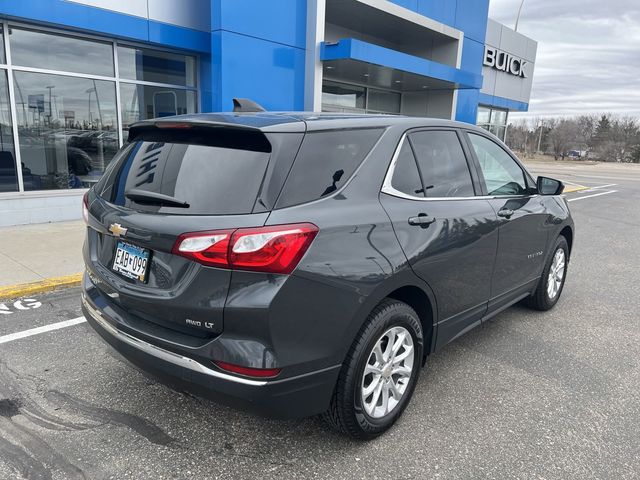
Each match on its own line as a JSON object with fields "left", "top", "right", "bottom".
{"left": 488, "top": 0, "right": 640, "bottom": 119}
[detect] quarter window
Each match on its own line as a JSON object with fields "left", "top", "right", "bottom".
{"left": 276, "top": 128, "right": 383, "bottom": 208}
{"left": 408, "top": 131, "right": 475, "bottom": 198}
{"left": 390, "top": 139, "right": 423, "bottom": 197}
{"left": 468, "top": 133, "right": 527, "bottom": 196}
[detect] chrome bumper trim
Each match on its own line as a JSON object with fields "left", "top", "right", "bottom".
{"left": 82, "top": 295, "right": 267, "bottom": 387}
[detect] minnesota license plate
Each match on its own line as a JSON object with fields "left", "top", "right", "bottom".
{"left": 112, "top": 241, "right": 150, "bottom": 282}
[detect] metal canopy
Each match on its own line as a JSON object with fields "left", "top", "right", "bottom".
{"left": 323, "top": 59, "right": 458, "bottom": 92}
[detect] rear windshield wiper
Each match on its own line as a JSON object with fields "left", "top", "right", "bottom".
{"left": 125, "top": 189, "right": 190, "bottom": 208}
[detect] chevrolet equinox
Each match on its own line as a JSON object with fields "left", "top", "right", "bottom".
{"left": 81, "top": 111, "right": 574, "bottom": 439}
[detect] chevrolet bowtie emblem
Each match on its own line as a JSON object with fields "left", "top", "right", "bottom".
{"left": 108, "top": 223, "right": 128, "bottom": 237}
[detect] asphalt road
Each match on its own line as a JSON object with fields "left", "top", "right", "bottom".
{"left": 1, "top": 162, "right": 639, "bottom": 479}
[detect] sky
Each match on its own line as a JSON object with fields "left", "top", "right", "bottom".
{"left": 488, "top": 0, "right": 640, "bottom": 120}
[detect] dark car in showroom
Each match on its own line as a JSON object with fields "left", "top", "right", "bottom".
{"left": 81, "top": 109, "right": 573, "bottom": 439}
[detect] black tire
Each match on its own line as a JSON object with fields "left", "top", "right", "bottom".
{"left": 526, "top": 236, "right": 569, "bottom": 311}
{"left": 322, "top": 299, "right": 424, "bottom": 440}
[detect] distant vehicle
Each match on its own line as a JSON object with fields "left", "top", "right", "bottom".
{"left": 82, "top": 110, "right": 574, "bottom": 439}
{"left": 567, "top": 150, "right": 587, "bottom": 159}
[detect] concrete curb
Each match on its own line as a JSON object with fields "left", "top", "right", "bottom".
{"left": 0, "top": 273, "right": 83, "bottom": 301}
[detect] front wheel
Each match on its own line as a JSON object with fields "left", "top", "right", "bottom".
{"left": 527, "top": 236, "right": 569, "bottom": 311}
{"left": 322, "top": 299, "right": 424, "bottom": 439}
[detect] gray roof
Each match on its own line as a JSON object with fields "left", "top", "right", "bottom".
{"left": 132, "top": 111, "right": 482, "bottom": 134}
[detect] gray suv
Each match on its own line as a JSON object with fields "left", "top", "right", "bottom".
{"left": 81, "top": 112, "right": 573, "bottom": 439}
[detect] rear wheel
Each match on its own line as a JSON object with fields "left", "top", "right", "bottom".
{"left": 323, "top": 299, "right": 423, "bottom": 439}
{"left": 527, "top": 236, "right": 569, "bottom": 311}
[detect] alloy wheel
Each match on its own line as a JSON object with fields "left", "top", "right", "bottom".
{"left": 360, "top": 326, "right": 415, "bottom": 419}
{"left": 547, "top": 248, "right": 566, "bottom": 299}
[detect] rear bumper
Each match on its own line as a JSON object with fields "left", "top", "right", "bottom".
{"left": 81, "top": 288, "right": 340, "bottom": 419}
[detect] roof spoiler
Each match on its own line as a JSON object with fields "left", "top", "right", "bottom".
{"left": 233, "top": 98, "right": 266, "bottom": 113}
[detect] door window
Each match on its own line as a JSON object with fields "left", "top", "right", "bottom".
{"left": 468, "top": 133, "right": 527, "bottom": 196}
{"left": 408, "top": 131, "right": 474, "bottom": 198}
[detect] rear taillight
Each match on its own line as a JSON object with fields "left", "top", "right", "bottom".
{"left": 172, "top": 230, "right": 234, "bottom": 268}
{"left": 214, "top": 360, "right": 281, "bottom": 378}
{"left": 172, "top": 223, "right": 318, "bottom": 274}
{"left": 82, "top": 192, "right": 89, "bottom": 224}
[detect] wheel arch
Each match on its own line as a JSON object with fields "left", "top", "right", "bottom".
{"left": 345, "top": 270, "right": 438, "bottom": 366}
{"left": 386, "top": 285, "right": 435, "bottom": 365}
{"left": 559, "top": 225, "right": 573, "bottom": 258}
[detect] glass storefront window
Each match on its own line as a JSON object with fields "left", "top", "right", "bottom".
{"left": 120, "top": 83, "right": 197, "bottom": 133}
{"left": 477, "top": 106, "right": 491, "bottom": 125}
{"left": 0, "top": 23, "right": 200, "bottom": 194}
{"left": 0, "top": 25, "right": 6, "bottom": 64}
{"left": 322, "top": 81, "right": 402, "bottom": 115}
{"left": 9, "top": 27, "right": 114, "bottom": 77}
{"left": 368, "top": 89, "right": 401, "bottom": 113}
{"left": 477, "top": 106, "right": 508, "bottom": 141}
{"left": 322, "top": 81, "right": 366, "bottom": 110}
{"left": 491, "top": 109, "right": 507, "bottom": 126}
{"left": 0, "top": 71, "right": 17, "bottom": 192}
{"left": 118, "top": 46, "right": 196, "bottom": 87}
{"left": 13, "top": 71, "right": 118, "bottom": 190}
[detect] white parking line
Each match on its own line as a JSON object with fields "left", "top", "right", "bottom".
{"left": 567, "top": 190, "right": 617, "bottom": 202}
{"left": 0, "top": 316, "right": 86, "bottom": 345}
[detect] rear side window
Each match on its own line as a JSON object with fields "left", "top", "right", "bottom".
{"left": 98, "top": 128, "right": 271, "bottom": 215}
{"left": 408, "top": 130, "right": 475, "bottom": 198}
{"left": 275, "top": 128, "right": 383, "bottom": 208}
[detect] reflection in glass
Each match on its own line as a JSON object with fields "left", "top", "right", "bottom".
{"left": 13, "top": 71, "right": 118, "bottom": 190}
{"left": 118, "top": 46, "right": 196, "bottom": 87}
{"left": 120, "top": 83, "right": 197, "bottom": 133}
{"left": 368, "top": 89, "right": 401, "bottom": 113}
{"left": 9, "top": 27, "right": 114, "bottom": 77}
{"left": 477, "top": 106, "right": 491, "bottom": 125}
{"left": 0, "top": 71, "right": 18, "bottom": 192}
{"left": 322, "top": 81, "right": 366, "bottom": 110}
{"left": 0, "top": 25, "right": 6, "bottom": 64}
{"left": 491, "top": 109, "right": 507, "bottom": 126}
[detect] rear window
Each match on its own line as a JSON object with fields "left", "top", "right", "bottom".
{"left": 97, "top": 128, "right": 272, "bottom": 215}
{"left": 275, "top": 128, "right": 383, "bottom": 208}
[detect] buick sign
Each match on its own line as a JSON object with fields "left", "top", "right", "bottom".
{"left": 483, "top": 46, "right": 528, "bottom": 78}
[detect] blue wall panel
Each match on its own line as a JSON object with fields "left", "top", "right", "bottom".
{"left": 478, "top": 93, "right": 528, "bottom": 112}
{"left": 389, "top": 0, "right": 419, "bottom": 12}
{"left": 416, "top": 0, "right": 456, "bottom": 27}
{"left": 148, "top": 21, "right": 211, "bottom": 53}
{"left": 456, "top": 89, "right": 480, "bottom": 124}
{"left": 454, "top": 0, "right": 489, "bottom": 44}
{"left": 460, "top": 37, "right": 484, "bottom": 74}
{"left": 210, "top": 0, "right": 307, "bottom": 112}
{"left": 211, "top": 31, "right": 305, "bottom": 112}
{"left": 212, "top": 0, "right": 306, "bottom": 49}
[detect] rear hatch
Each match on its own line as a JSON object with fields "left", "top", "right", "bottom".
{"left": 84, "top": 120, "right": 303, "bottom": 338}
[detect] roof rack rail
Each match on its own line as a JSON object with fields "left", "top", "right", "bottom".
{"left": 232, "top": 98, "right": 266, "bottom": 113}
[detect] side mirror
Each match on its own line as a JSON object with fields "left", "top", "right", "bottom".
{"left": 537, "top": 176, "right": 564, "bottom": 195}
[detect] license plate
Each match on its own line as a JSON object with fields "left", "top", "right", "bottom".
{"left": 112, "top": 241, "right": 150, "bottom": 282}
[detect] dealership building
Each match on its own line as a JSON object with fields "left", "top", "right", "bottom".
{"left": 0, "top": 0, "right": 536, "bottom": 226}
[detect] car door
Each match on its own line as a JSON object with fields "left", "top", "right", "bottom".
{"left": 380, "top": 129, "right": 500, "bottom": 348}
{"left": 464, "top": 131, "right": 550, "bottom": 311}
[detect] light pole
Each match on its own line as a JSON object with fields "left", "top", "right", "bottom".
{"left": 537, "top": 120, "right": 544, "bottom": 154}
{"left": 514, "top": 0, "right": 526, "bottom": 32}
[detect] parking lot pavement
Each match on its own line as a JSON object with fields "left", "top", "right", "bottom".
{"left": 1, "top": 165, "right": 639, "bottom": 479}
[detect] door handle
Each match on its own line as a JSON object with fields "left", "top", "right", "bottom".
{"left": 497, "top": 208, "right": 514, "bottom": 218}
{"left": 408, "top": 213, "right": 436, "bottom": 228}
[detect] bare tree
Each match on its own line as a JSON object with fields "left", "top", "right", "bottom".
{"left": 507, "top": 113, "right": 640, "bottom": 162}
